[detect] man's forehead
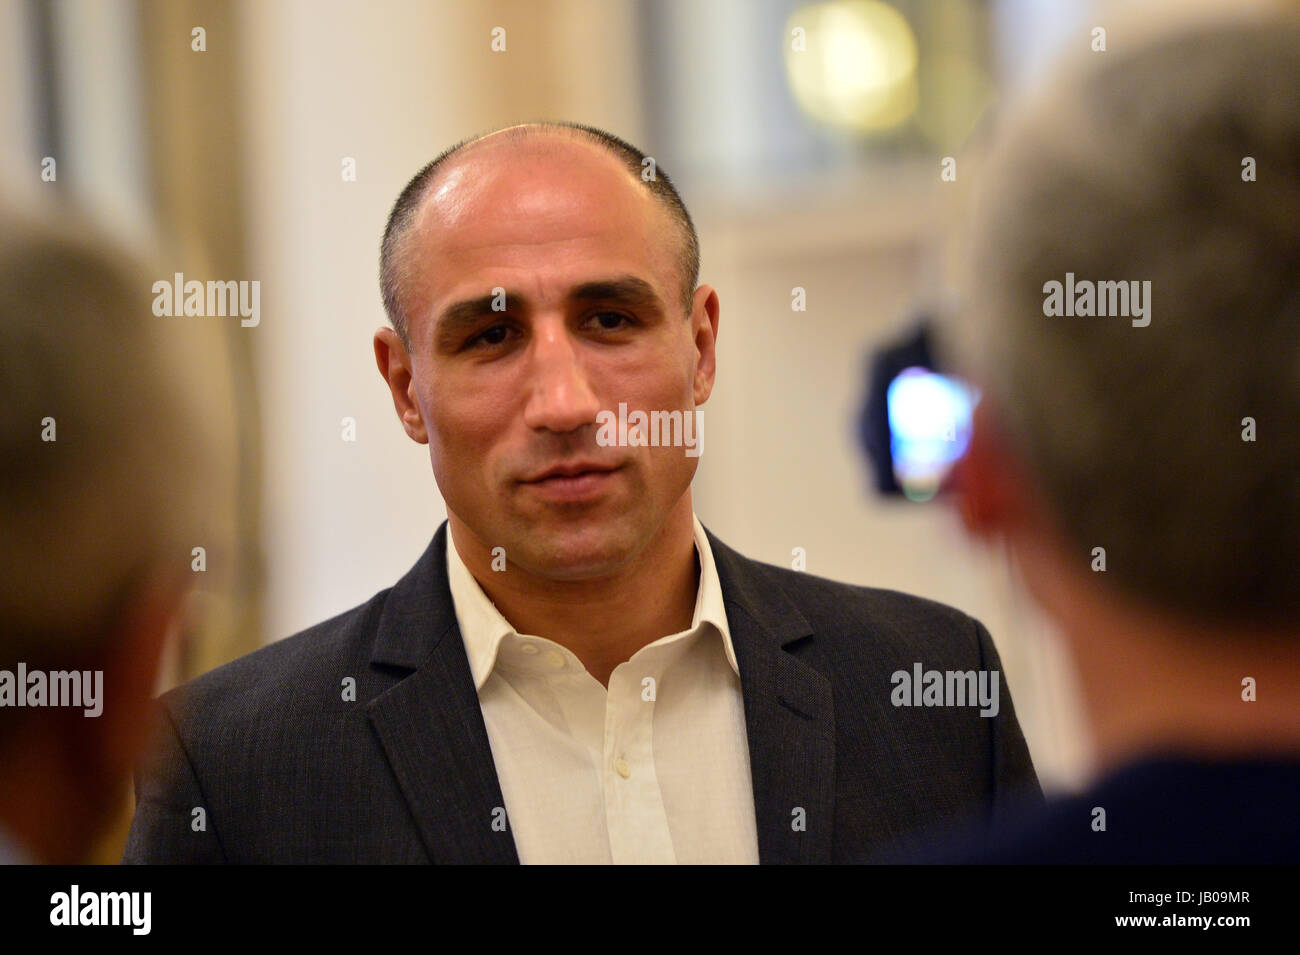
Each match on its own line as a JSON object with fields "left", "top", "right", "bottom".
{"left": 402, "top": 133, "right": 678, "bottom": 318}
{"left": 420, "top": 131, "right": 651, "bottom": 230}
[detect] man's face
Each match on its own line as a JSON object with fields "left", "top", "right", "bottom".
{"left": 385, "top": 135, "right": 717, "bottom": 580}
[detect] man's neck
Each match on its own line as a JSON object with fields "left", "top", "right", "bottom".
{"left": 1059, "top": 593, "right": 1300, "bottom": 779}
{"left": 449, "top": 498, "right": 700, "bottom": 687}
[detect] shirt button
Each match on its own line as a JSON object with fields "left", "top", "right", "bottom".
{"left": 545, "top": 650, "right": 565, "bottom": 669}
{"left": 614, "top": 757, "right": 631, "bottom": 778}
{"left": 519, "top": 643, "right": 539, "bottom": 655}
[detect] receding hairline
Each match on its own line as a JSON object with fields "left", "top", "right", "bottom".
{"left": 423, "top": 123, "right": 639, "bottom": 193}
{"left": 403, "top": 126, "right": 675, "bottom": 268}
{"left": 380, "top": 122, "right": 700, "bottom": 347}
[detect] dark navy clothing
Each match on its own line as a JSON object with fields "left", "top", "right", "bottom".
{"left": 889, "top": 754, "right": 1300, "bottom": 864}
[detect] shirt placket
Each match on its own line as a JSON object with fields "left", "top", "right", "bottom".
{"left": 602, "top": 655, "right": 676, "bottom": 864}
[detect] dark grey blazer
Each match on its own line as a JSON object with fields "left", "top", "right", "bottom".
{"left": 122, "top": 521, "right": 1040, "bottom": 864}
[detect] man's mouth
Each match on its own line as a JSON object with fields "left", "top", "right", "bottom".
{"left": 522, "top": 460, "right": 620, "bottom": 482}
{"left": 521, "top": 463, "right": 624, "bottom": 501}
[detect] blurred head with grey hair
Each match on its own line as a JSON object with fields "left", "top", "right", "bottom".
{"left": 948, "top": 7, "right": 1300, "bottom": 781}
{"left": 0, "top": 204, "right": 229, "bottom": 863}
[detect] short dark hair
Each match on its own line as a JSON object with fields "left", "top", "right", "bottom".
{"left": 956, "top": 16, "right": 1300, "bottom": 627}
{"left": 379, "top": 122, "right": 700, "bottom": 349}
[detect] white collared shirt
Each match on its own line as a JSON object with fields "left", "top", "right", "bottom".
{"left": 445, "top": 514, "right": 760, "bottom": 864}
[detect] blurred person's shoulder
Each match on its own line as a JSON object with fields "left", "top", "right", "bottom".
{"left": 914, "top": 755, "right": 1300, "bottom": 864}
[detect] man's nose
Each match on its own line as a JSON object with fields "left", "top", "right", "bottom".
{"left": 521, "top": 318, "right": 601, "bottom": 434}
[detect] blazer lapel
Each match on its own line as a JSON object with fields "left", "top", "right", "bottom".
{"left": 363, "top": 520, "right": 834, "bottom": 865}
{"left": 366, "top": 522, "right": 519, "bottom": 864}
{"left": 706, "top": 527, "right": 836, "bottom": 864}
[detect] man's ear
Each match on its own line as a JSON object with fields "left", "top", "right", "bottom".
{"left": 691, "top": 285, "right": 720, "bottom": 406}
{"left": 951, "top": 397, "right": 1023, "bottom": 541}
{"left": 374, "top": 327, "right": 429, "bottom": 444}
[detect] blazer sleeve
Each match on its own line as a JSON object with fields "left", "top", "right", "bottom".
{"left": 120, "top": 699, "right": 227, "bottom": 864}
{"left": 973, "top": 617, "right": 1045, "bottom": 820}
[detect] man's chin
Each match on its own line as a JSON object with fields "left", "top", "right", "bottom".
{"left": 514, "top": 519, "right": 642, "bottom": 580}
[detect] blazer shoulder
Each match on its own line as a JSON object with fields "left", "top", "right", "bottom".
{"left": 727, "top": 549, "right": 985, "bottom": 663}
{"left": 158, "top": 586, "right": 392, "bottom": 722}
{"left": 740, "top": 549, "right": 976, "bottom": 627}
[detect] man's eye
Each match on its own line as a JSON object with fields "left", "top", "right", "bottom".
{"left": 589, "top": 311, "right": 634, "bottom": 331}
{"left": 468, "top": 324, "right": 511, "bottom": 348}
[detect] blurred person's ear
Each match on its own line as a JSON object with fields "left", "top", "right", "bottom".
{"left": 953, "top": 398, "right": 1096, "bottom": 629}
{"left": 951, "top": 398, "right": 1025, "bottom": 542}
{"left": 69, "top": 571, "right": 192, "bottom": 862}
{"left": 1, "top": 570, "right": 191, "bottom": 864}
{"left": 86, "top": 570, "right": 192, "bottom": 782}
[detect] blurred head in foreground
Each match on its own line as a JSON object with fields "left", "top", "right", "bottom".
{"left": 0, "top": 206, "right": 225, "bottom": 863}
{"left": 945, "top": 8, "right": 1300, "bottom": 857}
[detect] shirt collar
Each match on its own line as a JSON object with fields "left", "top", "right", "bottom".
{"left": 446, "top": 514, "right": 738, "bottom": 691}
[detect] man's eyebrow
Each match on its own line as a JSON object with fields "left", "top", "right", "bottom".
{"left": 434, "top": 276, "right": 666, "bottom": 339}
{"left": 569, "top": 276, "right": 664, "bottom": 309}
{"left": 435, "top": 294, "right": 505, "bottom": 339}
